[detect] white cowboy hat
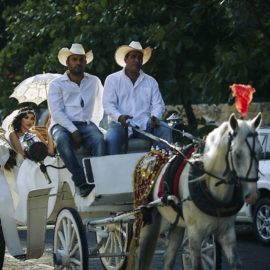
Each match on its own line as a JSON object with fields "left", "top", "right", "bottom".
{"left": 114, "top": 41, "right": 152, "bottom": 67}
{"left": 58, "top": 43, "right": 94, "bottom": 66}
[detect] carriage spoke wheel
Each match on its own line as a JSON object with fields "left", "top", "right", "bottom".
{"left": 53, "top": 208, "right": 88, "bottom": 270}
{"left": 96, "top": 222, "right": 131, "bottom": 270}
{"left": 181, "top": 230, "right": 222, "bottom": 270}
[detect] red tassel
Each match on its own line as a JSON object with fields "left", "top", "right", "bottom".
{"left": 229, "top": 84, "right": 256, "bottom": 117}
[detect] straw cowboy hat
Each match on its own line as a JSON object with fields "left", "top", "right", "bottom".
{"left": 115, "top": 41, "right": 152, "bottom": 67}
{"left": 58, "top": 43, "right": 94, "bottom": 66}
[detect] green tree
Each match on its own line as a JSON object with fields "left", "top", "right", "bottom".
{"left": 0, "top": 0, "right": 270, "bottom": 124}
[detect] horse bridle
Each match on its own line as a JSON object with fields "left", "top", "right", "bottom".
{"left": 202, "top": 130, "right": 260, "bottom": 186}
{"left": 223, "top": 131, "right": 259, "bottom": 184}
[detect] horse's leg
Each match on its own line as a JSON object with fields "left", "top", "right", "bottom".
{"left": 163, "top": 225, "right": 185, "bottom": 270}
{"left": 129, "top": 209, "right": 161, "bottom": 270}
{"left": 188, "top": 228, "right": 203, "bottom": 270}
{"left": 217, "top": 227, "right": 242, "bottom": 270}
{"left": 138, "top": 209, "right": 161, "bottom": 270}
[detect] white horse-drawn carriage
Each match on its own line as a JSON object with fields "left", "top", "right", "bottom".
{"left": 0, "top": 112, "right": 262, "bottom": 270}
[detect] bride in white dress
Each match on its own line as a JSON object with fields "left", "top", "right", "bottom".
{"left": 9, "top": 107, "right": 54, "bottom": 160}
{"left": 7, "top": 107, "right": 57, "bottom": 224}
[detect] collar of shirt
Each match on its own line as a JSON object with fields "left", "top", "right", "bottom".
{"left": 60, "top": 71, "right": 90, "bottom": 83}
{"left": 121, "top": 68, "right": 145, "bottom": 88}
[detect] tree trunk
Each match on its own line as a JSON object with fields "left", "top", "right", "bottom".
{"left": 182, "top": 101, "right": 197, "bottom": 130}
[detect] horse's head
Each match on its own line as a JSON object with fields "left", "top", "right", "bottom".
{"left": 227, "top": 113, "right": 262, "bottom": 204}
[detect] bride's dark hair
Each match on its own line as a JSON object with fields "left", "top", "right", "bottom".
{"left": 11, "top": 107, "right": 36, "bottom": 132}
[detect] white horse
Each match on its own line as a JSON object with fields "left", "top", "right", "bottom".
{"left": 129, "top": 113, "right": 262, "bottom": 270}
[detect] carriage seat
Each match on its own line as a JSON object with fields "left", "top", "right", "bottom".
{"left": 121, "top": 138, "right": 151, "bottom": 153}
{"left": 74, "top": 137, "right": 151, "bottom": 157}
{"left": 31, "top": 125, "right": 151, "bottom": 170}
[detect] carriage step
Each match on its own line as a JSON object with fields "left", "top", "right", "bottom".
{"left": 14, "top": 254, "right": 27, "bottom": 260}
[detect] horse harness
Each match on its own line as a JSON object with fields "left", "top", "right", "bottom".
{"left": 160, "top": 130, "right": 260, "bottom": 221}
{"left": 159, "top": 144, "right": 196, "bottom": 224}
{"left": 188, "top": 160, "right": 244, "bottom": 217}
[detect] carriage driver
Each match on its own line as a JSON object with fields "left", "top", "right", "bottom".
{"left": 103, "top": 41, "right": 173, "bottom": 155}
{"left": 48, "top": 43, "right": 106, "bottom": 197}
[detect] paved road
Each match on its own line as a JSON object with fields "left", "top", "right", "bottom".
{"left": 2, "top": 225, "right": 270, "bottom": 269}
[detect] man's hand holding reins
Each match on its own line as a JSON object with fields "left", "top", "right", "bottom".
{"left": 150, "top": 116, "right": 160, "bottom": 128}
{"left": 118, "top": 115, "right": 133, "bottom": 127}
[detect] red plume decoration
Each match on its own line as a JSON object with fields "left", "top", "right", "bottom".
{"left": 229, "top": 84, "right": 256, "bottom": 117}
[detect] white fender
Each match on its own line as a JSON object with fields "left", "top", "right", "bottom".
{"left": 0, "top": 171, "right": 23, "bottom": 256}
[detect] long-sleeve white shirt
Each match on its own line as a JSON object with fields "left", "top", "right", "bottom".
{"left": 48, "top": 72, "right": 103, "bottom": 133}
{"left": 103, "top": 69, "right": 165, "bottom": 131}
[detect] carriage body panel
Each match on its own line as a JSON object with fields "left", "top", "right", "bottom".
{"left": 2, "top": 151, "right": 147, "bottom": 223}
{"left": 0, "top": 151, "right": 146, "bottom": 263}
{"left": 84, "top": 153, "right": 146, "bottom": 206}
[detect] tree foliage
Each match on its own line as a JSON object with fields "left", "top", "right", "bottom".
{"left": 0, "top": 0, "right": 270, "bottom": 118}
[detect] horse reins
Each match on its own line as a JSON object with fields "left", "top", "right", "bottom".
{"left": 128, "top": 123, "right": 260, "bottom": 186}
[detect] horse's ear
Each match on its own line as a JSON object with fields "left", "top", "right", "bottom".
{"left": 229, "top": 113, "right": 238, "bottom": 133}
{"left": 251, "top": 112, "right": 262, "bottom": 130}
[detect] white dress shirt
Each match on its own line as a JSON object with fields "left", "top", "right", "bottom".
{"left": 48, "top": 72, "right": 103, "bottom": 133}
{"left": 103, "top": 69, "right": 165, "bottom": 131}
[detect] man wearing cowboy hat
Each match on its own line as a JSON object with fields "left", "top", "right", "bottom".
{"left": 103, "top": 41, "right": 172, "bottom": 154}
{"left": 48, "top": 43, "right": 105, "bottom": 197}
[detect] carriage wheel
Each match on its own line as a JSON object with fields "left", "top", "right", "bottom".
{"left": 0, "top": 224, "right": 5, "bottom": 269}
{"left": 181, "top": 230, "right": 222, "bottom": 270}
{"left": 53, "top": 208, "right": 88, "bottom": 270}
{"left": 96, "top": 222, "right": 132, "bottom": 270}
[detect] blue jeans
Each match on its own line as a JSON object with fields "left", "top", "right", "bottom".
{"left": 105, "top": 120, "right": 173, "bottom": 155}
{"left": 51, "top": 122, "right": 105, "bottom": 187}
